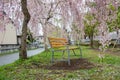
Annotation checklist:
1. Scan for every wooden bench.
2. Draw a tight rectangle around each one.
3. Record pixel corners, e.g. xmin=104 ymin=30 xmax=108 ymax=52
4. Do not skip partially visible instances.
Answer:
xmin=48 ymin=37 xmax=82 ymax=65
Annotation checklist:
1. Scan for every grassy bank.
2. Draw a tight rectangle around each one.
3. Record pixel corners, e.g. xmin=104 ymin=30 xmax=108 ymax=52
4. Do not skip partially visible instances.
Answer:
xmin=0 ymin=46 xmax=120 ymax=80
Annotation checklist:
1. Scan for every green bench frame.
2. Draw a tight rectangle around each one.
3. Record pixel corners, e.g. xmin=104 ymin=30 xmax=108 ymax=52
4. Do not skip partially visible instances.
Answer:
xmin=48 ymin=37 xmax=82 ymax=65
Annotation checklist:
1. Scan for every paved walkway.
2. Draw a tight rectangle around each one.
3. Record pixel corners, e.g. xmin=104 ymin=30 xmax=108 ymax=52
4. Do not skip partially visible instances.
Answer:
xmin=0 ymin=48 xmax=44 ymax=66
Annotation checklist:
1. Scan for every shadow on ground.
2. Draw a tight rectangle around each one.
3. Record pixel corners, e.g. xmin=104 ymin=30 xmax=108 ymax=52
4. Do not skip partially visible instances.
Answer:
xmin=46 ymin=58 xmax=95 ymax=70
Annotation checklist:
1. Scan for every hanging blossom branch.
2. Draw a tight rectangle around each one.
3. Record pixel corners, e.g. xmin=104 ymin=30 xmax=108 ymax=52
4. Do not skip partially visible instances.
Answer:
xmin=2 ymin=0 xmax=24 ymax=35
xmin=86 ymin=0 xmax=119 ymax=61
xmin=0 ymin=1 xmax=4 ymax=31
xmin=59 ymin=0 xmax=86 ymax=41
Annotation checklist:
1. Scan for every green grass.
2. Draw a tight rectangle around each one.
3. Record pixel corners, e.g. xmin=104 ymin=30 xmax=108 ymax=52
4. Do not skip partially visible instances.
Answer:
xmin=0 ymin=46 xmax=120 ymax=80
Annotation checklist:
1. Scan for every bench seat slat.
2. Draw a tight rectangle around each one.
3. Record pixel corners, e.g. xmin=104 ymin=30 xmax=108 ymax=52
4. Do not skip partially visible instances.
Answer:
xmin=49 ymin=37 xmax=68 ymax=48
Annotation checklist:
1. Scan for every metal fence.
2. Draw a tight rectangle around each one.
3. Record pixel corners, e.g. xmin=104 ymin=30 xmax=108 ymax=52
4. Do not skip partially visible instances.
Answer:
xmin=0 ymin=43 xmax=44 ymax=54
xmin=0 ymin=44 xmax=19 ymax=54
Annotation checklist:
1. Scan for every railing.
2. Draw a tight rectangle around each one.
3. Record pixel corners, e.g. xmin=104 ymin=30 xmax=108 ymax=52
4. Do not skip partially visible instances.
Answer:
xmin=0 ymin=44 xmax=19 ymax=54
xmin=0 ymin=43 xmax=44 ymax=54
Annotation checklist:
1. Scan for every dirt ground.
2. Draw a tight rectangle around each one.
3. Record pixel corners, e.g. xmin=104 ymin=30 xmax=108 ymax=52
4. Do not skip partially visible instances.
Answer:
xmin=46 ymin=58 xmax=95 ymax=70
xmin=87 ymin=47 xmax=120 ymax=56
xmin=107 ymin=48 xmax=120 ymax=56
xmin=93 ymin=47 xmax=120 ymax=56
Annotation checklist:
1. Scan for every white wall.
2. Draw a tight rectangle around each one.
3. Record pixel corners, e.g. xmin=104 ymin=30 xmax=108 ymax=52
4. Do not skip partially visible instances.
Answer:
xmin=0 ymin=23 xmax=17 ymax=44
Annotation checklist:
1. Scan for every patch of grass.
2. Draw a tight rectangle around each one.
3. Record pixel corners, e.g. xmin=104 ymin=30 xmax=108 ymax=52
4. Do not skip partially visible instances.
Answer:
xmin=0 ymin=46 xmax=120 ymax=80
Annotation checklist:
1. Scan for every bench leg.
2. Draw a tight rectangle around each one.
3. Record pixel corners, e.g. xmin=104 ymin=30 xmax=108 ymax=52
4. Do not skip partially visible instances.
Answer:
xmin=51 ymin=50 xmax=54 ymax=63
xmin=62 ymin=50 xmax=65 ymax=59
xmin=62 ymin=50 xmax=65 ymax=56
xmin=79 ymin=46 xmax=82 ymax=58
xmin=72 ymin=49 xmax=76 ymax=56
xmin=67 ymin=49 xmax=71 ymax=65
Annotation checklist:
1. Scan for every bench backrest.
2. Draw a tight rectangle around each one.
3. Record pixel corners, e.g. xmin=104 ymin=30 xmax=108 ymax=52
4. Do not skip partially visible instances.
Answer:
xmin=48 ymin=37 xmax=68 ymax=48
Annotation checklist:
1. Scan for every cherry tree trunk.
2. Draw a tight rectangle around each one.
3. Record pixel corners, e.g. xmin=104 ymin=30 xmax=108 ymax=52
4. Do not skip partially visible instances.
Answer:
xmin=44 ymin=34 xmax=48 ymax=51
xmin=43 ymin=24 xmax=48 ymax=51
xmin=19 ymin=0 xmax=30 ymax=59
xmin=90 ymin=34 xmax=94 ymax=48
